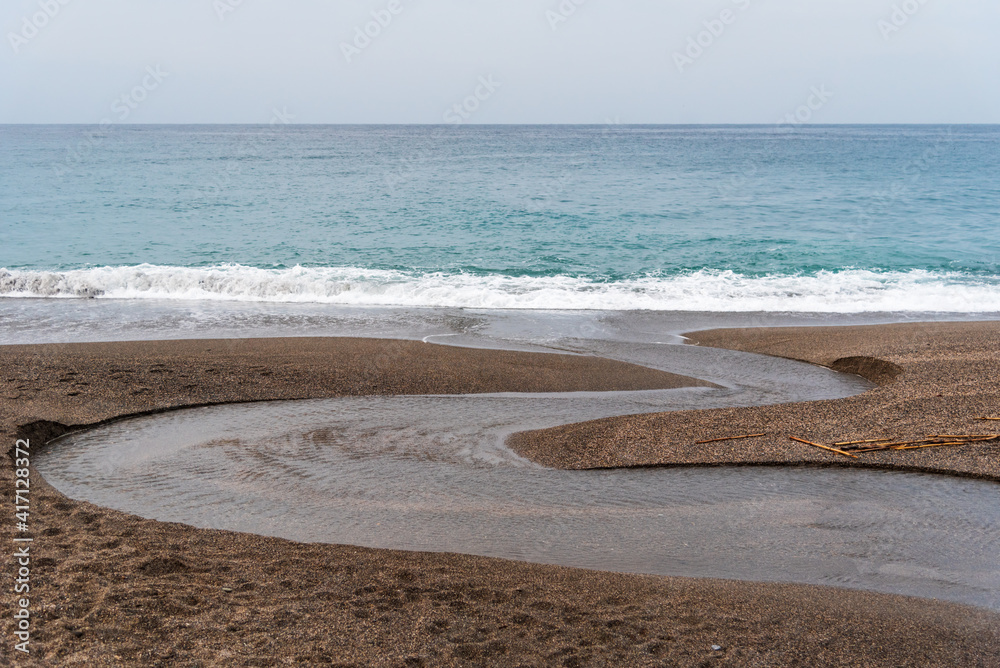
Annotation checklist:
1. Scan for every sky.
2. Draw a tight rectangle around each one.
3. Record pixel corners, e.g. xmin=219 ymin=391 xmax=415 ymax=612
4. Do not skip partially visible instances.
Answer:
xmin=1 ymin=0 xmax=998 ymax=124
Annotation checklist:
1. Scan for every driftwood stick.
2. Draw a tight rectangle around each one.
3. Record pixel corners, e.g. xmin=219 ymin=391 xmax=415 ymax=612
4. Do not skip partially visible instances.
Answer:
xmin=789 ymin=436 xmax=858 ymax=459
xmin=892 ymin=441 xmax=966 ymax=450
xmin=976 ymin=417 xmax=1000 ymax=421
xmin=880 ymin=436 xmax=999 ymax=447
xmin=853 ymin=442 xmax=934 ymax=452
xmin=833 ymin=438 xmax=894 ymax=446
xmin=695 ymin=433 xmax=767 ymax=444
xmin=867 ymin=440 xmax=939 ymax=448
xmin=855 ymin=436 xmax=998 ymax=453
xmin=854 ymin=443 xmax=942 ymax=453
xmin=860 ymin=436 xmax=985 ymax=448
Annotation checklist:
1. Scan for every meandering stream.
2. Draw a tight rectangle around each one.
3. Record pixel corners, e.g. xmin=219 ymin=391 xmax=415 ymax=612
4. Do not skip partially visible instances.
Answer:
xmin=34 ymin=313 xmax=1000 ymax=611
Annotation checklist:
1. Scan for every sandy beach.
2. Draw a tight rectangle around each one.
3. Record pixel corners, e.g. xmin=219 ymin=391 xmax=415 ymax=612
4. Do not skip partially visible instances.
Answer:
xmin=3 ymin=323 xmax=1000 ymax=666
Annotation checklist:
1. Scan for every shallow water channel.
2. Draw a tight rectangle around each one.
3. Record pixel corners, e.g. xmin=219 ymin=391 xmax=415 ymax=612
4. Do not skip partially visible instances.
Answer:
xmin=36 ymin=334 xmax=1000 ymax=611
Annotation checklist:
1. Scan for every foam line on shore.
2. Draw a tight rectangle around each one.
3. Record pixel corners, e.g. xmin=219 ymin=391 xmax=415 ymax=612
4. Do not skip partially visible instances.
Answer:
xmin=3 ymin=264 xmax=1000 ymax=312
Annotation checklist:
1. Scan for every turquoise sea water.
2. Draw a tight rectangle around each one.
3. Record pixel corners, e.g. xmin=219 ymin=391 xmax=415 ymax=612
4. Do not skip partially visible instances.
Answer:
xmin=1 ymin=124 xmax=998 ymax=311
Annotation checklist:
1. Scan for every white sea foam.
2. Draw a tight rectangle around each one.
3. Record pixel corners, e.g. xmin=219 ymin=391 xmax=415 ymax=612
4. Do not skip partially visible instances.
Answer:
xmin=1 ymin=264 xmax=998 ymax=313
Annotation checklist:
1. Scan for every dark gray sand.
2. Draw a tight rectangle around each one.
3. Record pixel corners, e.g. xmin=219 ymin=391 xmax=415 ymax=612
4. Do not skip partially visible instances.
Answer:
xmin=3 ymin=328 xmax=999 ymax=666
xmin=510 ymin=321 xmax=1000 ymax=481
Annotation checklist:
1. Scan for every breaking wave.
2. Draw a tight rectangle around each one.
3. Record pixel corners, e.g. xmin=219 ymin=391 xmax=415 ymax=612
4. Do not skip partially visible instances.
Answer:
xmin=1 ymin=264 xmax=998 ymax=313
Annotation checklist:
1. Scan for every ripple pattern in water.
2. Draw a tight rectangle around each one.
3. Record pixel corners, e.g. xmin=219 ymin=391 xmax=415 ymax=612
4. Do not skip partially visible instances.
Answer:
xmin=37 ymin=395 xmax=1000 ymax=612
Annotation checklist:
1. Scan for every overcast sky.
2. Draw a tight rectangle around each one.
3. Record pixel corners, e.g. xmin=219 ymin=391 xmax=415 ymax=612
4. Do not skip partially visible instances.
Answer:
xmin=2 ymin=0 xmax=998 ymax=124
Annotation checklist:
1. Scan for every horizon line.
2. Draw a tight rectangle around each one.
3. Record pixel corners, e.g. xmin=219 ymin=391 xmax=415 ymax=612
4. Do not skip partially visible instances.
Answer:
xmin=2 ymin=122 xmax=997 ymax=127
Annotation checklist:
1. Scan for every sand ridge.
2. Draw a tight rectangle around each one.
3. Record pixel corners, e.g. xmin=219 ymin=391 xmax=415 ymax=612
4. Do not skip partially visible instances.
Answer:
xmin=509 ymin=321 xmax=1000 ymax=481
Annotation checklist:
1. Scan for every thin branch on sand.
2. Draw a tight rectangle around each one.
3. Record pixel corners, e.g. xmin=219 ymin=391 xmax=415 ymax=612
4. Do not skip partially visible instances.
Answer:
xmin=695 ymin=433 xmax=767 ymax=444
xmin=789 ymin=436 xmax=858 ymax=459
xmin=833 ymin=438 xmax=894 ymax=446
xmin=891 ymin=441 xmax=966 ymax=451
xmin=849 ymin=434 xmax=999 ymax=453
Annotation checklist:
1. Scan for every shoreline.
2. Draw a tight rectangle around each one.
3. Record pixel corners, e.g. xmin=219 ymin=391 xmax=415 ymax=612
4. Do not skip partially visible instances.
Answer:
xmin=3 ymin=324 xmax=999 ymax=665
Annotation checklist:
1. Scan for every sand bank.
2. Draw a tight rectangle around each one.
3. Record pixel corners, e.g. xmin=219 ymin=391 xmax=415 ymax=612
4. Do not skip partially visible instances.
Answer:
xmin=510 ymin=321 xmax=1000 ymax=482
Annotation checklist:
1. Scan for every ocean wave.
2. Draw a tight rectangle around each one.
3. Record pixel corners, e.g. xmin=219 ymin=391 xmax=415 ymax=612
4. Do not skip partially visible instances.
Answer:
xmin=0 ymin=264 xmax=998 ymax=313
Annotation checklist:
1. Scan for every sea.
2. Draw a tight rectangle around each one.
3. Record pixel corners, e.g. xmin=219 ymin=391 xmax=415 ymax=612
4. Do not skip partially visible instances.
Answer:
xmin=1 ymin=124 xmax=998 ymax=345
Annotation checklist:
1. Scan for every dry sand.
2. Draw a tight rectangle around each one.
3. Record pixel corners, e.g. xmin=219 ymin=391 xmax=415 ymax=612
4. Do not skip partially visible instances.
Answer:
xmin=2 ymin=327 xmax=999 ymax=666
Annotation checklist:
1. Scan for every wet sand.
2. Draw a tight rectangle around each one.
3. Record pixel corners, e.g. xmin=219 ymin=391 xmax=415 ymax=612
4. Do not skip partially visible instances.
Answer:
xmin=3 ymin=326 xmax=1000 ymax=666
